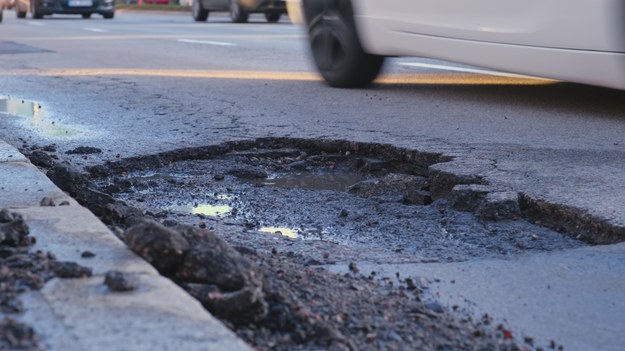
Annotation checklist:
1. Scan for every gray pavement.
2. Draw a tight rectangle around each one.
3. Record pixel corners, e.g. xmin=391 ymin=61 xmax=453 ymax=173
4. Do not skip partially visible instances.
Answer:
xmin=0 ymin=138 xmax=252 ymax=351
xmin=329 ymin=241 xmax=625 ymax=351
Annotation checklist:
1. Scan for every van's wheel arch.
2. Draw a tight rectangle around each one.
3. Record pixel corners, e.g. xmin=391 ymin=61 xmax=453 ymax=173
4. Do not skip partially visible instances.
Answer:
xmin=304 ymin=0 xmax=384 ymax=88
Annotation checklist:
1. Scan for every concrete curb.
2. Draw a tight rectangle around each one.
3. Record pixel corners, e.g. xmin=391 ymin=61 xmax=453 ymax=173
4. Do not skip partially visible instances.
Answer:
xmin=1 ymin=139 xmax=252 ymax=351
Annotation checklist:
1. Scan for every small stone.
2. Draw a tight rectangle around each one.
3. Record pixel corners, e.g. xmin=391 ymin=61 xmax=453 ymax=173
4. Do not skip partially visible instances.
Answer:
xmin=59 ymin=200 xmax=70 ymax=206
xmin=213 ymin=174 xmax=225 ymax=181
xmin=81 ymin=251 xmax=96 ymax=258
xmin=425 ymin=301 xmax=445 ymax=314
xmin=348 ymin=262 xmax=359 ymax=273
xmin=52 ymin=261 xmax=92 ymax=278
xmin=40 ymin=197 xmax=56 ymax=207
xmin=104 ymin=271 xmax=139 ymax=291
xmin=304 ymin=258 xmax=322 ymax=266
xmin=339 ymin=209 xmax=349 ymax=217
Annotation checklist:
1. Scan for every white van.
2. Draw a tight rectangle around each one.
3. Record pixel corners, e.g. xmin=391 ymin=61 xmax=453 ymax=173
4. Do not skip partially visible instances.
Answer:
xmin=302 ymin=0 xmax=625 ymax=89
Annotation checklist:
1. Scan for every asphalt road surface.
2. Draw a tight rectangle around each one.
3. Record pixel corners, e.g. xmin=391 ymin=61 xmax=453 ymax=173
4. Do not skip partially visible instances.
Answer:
xmin=1 ymin=10 xmax=625 ymax=351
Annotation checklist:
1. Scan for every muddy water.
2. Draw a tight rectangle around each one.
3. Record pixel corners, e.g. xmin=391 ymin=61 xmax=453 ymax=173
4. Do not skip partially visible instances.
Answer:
xmin=0 ymin=97 xmax=85 ymax=138
xmin=95 ymin=146 xmax=585 ymax=264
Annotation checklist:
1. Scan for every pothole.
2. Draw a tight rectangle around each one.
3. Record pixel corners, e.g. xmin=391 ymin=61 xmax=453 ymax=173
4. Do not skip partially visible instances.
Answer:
xmin=33 ymin=137 xmax=593 ymax=351
xmin=88 ymin=138 xmax=585 ymax=263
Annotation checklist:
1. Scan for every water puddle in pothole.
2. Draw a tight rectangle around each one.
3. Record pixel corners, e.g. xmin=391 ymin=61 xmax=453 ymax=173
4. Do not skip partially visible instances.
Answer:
xmin=171 ymin=203 xmax=233 ymax=217
xmin=256 ymin=170 xmax=369 ymax=192
xmin=258 ymin=226 xmax=331 ymax=240
xmin=0 ymin=97 xmax=86 ymax=138
xmin=259 ymin=227 xmax=299 ymax=239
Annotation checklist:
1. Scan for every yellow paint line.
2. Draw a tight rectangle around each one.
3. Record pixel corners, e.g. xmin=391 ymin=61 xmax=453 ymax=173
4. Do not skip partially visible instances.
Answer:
xmin=0 ymin=69 xmax=555 ymax=85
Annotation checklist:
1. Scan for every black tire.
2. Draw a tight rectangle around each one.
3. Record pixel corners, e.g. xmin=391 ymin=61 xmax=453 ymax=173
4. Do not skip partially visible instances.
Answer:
xmin=31 ymin=0 xmax=44 ymax=19
xmin=191 ymin=0 xmax=208 ymax=22
xmin=102 ymin=11 xmax=114 ymax=19
xmin=0 ymin=11 xmax=3 ymax=23
xmin=264 ymin=11 xmax=281 ymax=23
xmin=82 ymin=13 xmax=91 ymax=19
xmin=229 ymin=0 xmax=248 ymax=23
xmin=308 ymin=9 xmax=384 ymax=88
xmin=16 ymin=4 xmax=28 ymax=18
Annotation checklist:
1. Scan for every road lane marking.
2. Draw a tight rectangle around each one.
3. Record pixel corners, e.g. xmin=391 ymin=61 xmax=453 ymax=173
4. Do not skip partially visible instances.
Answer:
xmin=0 ymin=69 xmax=317 ymax=81
xmin=27 ymin=21 xmax=45 ymax=26
xmin=83 ymin=27 xmax=108 ymax=33
xmin=0 ymin=69 xmax=555 ymax=85
xmin=177 ymin=39 xmax=237 ymax=46
xmin=13 ymin=34 xmax=304 ymax=41
xmin=399 ymin=62 xmax=544 ymax=80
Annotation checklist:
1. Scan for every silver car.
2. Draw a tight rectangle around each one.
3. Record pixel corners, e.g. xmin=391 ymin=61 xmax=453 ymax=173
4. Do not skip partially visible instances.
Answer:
xmin=302 ymin=0 xmax=625 ymax=89
xmin=192 ymin=0 xmax=286 ymax=23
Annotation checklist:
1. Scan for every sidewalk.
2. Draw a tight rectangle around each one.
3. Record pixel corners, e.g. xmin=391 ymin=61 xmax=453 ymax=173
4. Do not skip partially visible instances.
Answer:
xmin=0 ymin=138 xmax=252 ymax=350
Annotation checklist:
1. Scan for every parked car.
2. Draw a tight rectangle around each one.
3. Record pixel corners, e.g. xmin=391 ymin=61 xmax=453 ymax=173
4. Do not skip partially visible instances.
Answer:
xmin=13 ymin=0 xmax=114 ymax=19
xmin=192 ymin=0 xmax=286 ymax=23
xmin=301 ymin=0 xmax=625 ymax=89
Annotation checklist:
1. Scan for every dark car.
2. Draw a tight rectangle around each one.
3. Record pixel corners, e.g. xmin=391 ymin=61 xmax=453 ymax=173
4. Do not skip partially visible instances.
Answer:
xmin=192 ymin=0 xmax=286 ymax=23
xmin=14 ymin=0 xmax=114 ymax=19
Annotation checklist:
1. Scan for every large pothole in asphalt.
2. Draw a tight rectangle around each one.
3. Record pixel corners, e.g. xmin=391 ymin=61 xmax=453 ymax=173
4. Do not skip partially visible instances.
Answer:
xmin=89 ymin=138 xmax=584 ymax=264
xmin=28 ymin=137 xmax=586 ymax=350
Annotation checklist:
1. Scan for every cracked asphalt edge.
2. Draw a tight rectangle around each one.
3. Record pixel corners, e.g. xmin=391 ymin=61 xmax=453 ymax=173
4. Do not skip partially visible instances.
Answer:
xmin=0 ymin=139 xmax=253 ymax=351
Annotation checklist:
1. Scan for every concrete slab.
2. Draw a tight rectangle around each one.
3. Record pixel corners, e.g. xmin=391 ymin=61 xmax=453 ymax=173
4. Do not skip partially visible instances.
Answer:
xmin=0 ymin=139 xmax=28 ymax=162
xmin=21 ymin=276 xmax=253 ymax=351
xmin=0 ymin=142 xmax=253 ymax=351
xmin=0 ymin=161 xmax=74 ymax=208
xmin=15 ymin=205 xmax=157 ymax=276
xmin=328 ymin=243 xmax=625 ymax=351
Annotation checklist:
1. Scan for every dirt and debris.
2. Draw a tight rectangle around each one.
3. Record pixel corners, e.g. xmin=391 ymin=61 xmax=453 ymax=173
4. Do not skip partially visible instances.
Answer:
xmin=23 ymin=139 xmax=594 ymax=350
xmin=123 ymin=220 xmax=522 ymax=350
xmin=65 ymin=146 xmax=102 ymax=155
xmin=0 ymin=209 xmax=93 ymax=350
xmin=0 ymin=319 xmax=39 ymax=351
xmin=126 ymin=219 xmax=267 ymax=325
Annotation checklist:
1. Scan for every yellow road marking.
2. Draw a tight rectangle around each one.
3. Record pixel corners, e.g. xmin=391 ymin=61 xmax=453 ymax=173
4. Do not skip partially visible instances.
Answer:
xmin=0 ymin=68 xmax=554 ymax=85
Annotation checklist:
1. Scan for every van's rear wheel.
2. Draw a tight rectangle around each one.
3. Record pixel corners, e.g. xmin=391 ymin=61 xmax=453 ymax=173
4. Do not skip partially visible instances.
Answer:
xmin=192 ymin=0 xmax=208 ymax=22
xmin=31 ymin=0 xmax=44 ymax=19
xmin=230 ymin=0 xmax=248 ymax=23
xmin=308 ymin=9 xmax=384 ymax=88
xmin=16 ymin=4 xmax=28 ymax=18
xmin=265 ymin=11 xmax=281 ymax=23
